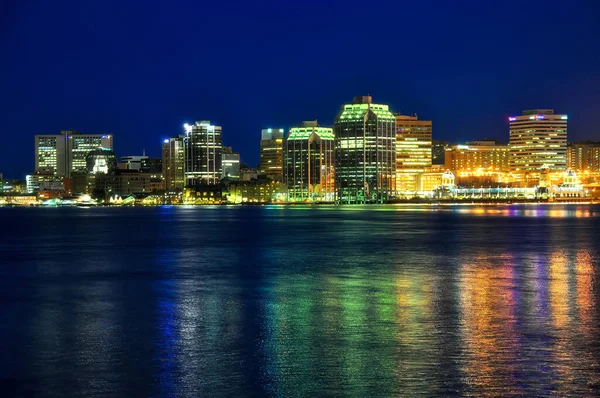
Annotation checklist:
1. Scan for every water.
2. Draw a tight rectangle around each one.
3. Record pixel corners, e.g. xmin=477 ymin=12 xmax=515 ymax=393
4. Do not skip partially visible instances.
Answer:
xmin=1 ymin=204 xmax=600 ymax=397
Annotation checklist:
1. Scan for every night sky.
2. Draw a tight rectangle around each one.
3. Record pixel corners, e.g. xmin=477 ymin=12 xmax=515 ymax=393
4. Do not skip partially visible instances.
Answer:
xmin=1 ymin=0 xmax=599 ymax=178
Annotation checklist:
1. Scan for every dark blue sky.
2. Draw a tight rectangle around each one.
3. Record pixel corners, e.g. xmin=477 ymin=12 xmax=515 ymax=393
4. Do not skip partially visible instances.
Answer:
xmin=1 ymin=0 xmax=599 ymax=178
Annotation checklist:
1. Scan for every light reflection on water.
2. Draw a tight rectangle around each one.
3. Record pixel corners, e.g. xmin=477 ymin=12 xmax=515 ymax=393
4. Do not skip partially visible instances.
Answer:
xmin=1 ymin=205 xmax=600 ymax=396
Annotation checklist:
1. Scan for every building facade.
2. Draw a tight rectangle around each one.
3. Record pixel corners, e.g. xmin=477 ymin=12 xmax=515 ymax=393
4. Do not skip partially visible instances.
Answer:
xmin=284 ymin=121 xmax=335 ymax=202
xmin=444 ymin=140 xmax=510 ymax=173
xmin=509 ymin=109 xmax=567 ymax=172
xmin=334 ymin=96 xmax=396 ymax=203
xmin=222 ymin=146 xmax=241 ymax=179
xmin=395 ymin=114 xmax=432 ymax=193
xmin=34 ymin=130 xmax=113 ymax=177
xmin=259 ymin=128 xmax=285 ymax=181
xmin=184 ymin=121 xmax=223 ymax=185
xmin=162 ymin=136 xmax=185 ymax=191
xmin=567 ymin=142 xmax=600 ymax=173
xmin=432 ymin=140 xmax=449 ymax=165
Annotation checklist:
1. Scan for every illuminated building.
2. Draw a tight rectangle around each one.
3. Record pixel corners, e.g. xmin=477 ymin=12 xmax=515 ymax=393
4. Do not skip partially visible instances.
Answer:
xmin=567 ymin=142 xmax=600 ymax=173
xmin=432 ymin=140 xmax=449 ymax=165
xmin=222 ymin=146 xmax=240 ymax=179
xmin=184 ymin=121 xmax=223 ymax=185
xmin=509 ymin=109 xmax=567 ymax=172
xmin=395 ymin=114 xmax=432 ymax=192
xmin=34 ymin=130 xmax=113 ymax=177
xmin=224 ymin=178 xmax=287 ymax=204
xmin=334 ymin=96 xmax=396 ymax=203
xmin=162 ymin=136 xmax=185 ymax=191
xmin=259 ymin=128 xmax=285 ymax=182
xmin=284 ymin=121 xmax=335 ymax=202
xmin=86 ymin=148 xmax=117 ymax=175
xmin=444 ymin=140 xmax=509 ymax=173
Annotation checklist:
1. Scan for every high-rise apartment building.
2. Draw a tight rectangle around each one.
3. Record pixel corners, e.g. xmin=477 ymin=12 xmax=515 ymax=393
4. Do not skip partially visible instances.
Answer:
xmin=334 ymin=96 xmax=396 ymax=203
xmin=162 ymin=136 xmax=185 ymax=190
xmin=444 ymin=140 xmax=510 ymax=173
xmin=509 ymin=109 xmax=567 ymax=172
xmin=34 ymin=130 xmax=113 ymax=177
xmin=395 ymin=114 xmax=432 ymax=192
xmin=567 ymin=142 xmax=600 ymax=173
xmin=222 ymin=146 xmax=241 ymax=178
xmin=259 ymin=128 xmax=285 ymax=181
xmin=284 ymin=121 xmax=335 ymax=202
xmin=184 ymin=121 xmax=223 ymax=185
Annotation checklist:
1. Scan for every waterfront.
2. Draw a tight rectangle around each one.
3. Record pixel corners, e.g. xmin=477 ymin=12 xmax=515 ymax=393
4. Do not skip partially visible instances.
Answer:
xmin=1 ymin=205 xmax=600 ymax=397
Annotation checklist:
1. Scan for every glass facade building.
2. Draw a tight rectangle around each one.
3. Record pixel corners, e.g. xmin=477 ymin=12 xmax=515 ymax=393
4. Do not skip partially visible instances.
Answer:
xmin=184 ymin=121 xmax=223 ymax=185
xmin=509 ymin=109 xmax=567 ymax=172
xmin=334 ymin=96 xmax=396 ymax=203
xmin=284 ymin=121 xmax=335 ymax=202
xmin=259 ymin=128 xmax=285 ymax=182
xmin=395 ymin=114 xmax=432 ymax=193
xmin=162 ymin=136 xmax=185 ymax=190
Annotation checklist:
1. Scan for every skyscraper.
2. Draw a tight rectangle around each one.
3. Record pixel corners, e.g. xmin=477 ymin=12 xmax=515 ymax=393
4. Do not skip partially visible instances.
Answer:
xmin=395 ymin=114 xmax=432 ymax=192
xmin=34 ymin=130 xmax=113 ymax=177
xmin=184 ymin=121 xmax=223 ymax=185
xmin=334 ymin=96 xmax=396 ymax=203
xmin=259 ymin=128 xmax=285 ymax=181
xmin=284 ymin=121 xmax=335 ymax=202
xmin=162 ymin=136 xmax=185 ymax=190
xmin=509 ymin=109 xmax=568 ymax=172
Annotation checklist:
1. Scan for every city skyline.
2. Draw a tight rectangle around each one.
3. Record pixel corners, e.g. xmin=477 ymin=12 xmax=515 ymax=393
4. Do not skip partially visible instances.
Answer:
xmin=1 ymin=1 xmax=599 ymax=178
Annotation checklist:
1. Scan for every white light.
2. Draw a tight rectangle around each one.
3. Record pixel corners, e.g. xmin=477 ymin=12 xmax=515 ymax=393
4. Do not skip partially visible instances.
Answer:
xmin=183 ymin=123 xmax=192 ymax=134
xmin=268 ymin=128 xmax=272 ymax=133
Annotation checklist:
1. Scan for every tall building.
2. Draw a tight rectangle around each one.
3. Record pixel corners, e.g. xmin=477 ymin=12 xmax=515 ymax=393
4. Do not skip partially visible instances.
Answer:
xmin=222 ymin=146 xmax=241 ymax=178
xmin=509 ymin=109 xmax=568 ymax=172
xmin=184 ymin=121 xmax=223 ymax=185
xmin=334 ymin=96 xmax=396 ymax=203
xmin=395 ymin=114 xmax=432 ymax=192
xmin=567 ymin=142 xmax=600 ymax=173
xmin=432 ymin=140 xmax=449 ymax=165
xmin=284 ymin=121 xmax=335 ymax=202
xmin=162 ymin=136 xmax=185 ymax=190
xmin=34 ymin=130 xmax=113 ymax=177
xmin=259 ymin=128 xmax=285 ymax=181
xmin=444 ymin=140 xmax=510 ymax=173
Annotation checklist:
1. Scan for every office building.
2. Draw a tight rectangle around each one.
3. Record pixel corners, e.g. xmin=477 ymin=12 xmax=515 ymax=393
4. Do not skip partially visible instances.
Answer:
xmin=395 ymin=114 xmax=432 ymax=192
xmin=222 ymin=146 xmax=241 ymax=179
xmin=259 ymin=128 xmax=285 ymax=181
xmin=162 ymin=136 xmax=185 ymax=191
xmin=334 ymin=96 xmax=396 ymax=203
xmin=119 ymin=155 xmax=147 ymax=171
xmin=34 ymin=130 xmax=113 ymax=177
xmin=87 ymin=148 xmax=117 ymax=175
xmin=567 ymin=142 xmax=600 ymax=173
xmin=444 ymin=140 xmax=510 ymax=173
xmin=432 ymin=140 xmax=449 ymax=165
xmin=184 ymin=121 xmax=223 ymax=185
xmin=509 ymin=109 xmax=568 ymax=172
xmin=284 ymin=121 xmax=335 ymax=202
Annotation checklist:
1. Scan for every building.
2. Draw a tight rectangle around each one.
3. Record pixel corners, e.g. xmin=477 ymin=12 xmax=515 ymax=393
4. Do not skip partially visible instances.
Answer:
xmin=509 ymin=109 xmax=568 ymax=173
xmin=432 ymin=140 xmax=449 ymax=165
xmin=395 ymin=114 xmax=432 ymax=193
xmin=184 ymin=121 xmax=223 ymax=185
xmin=567 ymin=142 xmax=600 ymax=173
xmin=87 ymin=148 xmax=117 ymax=175
xmin=141 ymin=158 xmax=162 ymax=173
xmin=259 ymin=128 xmax=285 ymax=181
xmin=444 ymin=140 xmax=510 ymax=173
xmin=162 ymin=136 xmax=185 ymax=191
xmin=222 ymin=146 xmax=241 ymax=179
xmin=95 ymin=170 xmax=164 ymax=197
xmin=334 ymin=96 xmax=396 ymax=203
xmin=224 ymin=178 xmax=287 ymax=204
xmin=284 ymin=121 xmax=335 ymax=202
xmin=34 ymin=130 xmax=113 ymax=177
